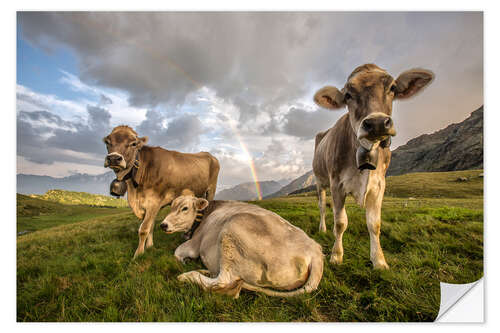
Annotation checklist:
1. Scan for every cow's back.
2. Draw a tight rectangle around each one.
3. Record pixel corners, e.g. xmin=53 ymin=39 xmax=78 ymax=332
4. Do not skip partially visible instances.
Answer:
xmin=138 ymin=146 xmax=217 ymax=198
xmin=194 ymin=200 xmax=322 ymax=284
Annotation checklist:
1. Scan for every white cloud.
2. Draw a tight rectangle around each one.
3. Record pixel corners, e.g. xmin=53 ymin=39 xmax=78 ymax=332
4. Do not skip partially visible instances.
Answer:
xmin=16 ymin=84 xmax=88 ymax=120
xmin=58 ymin=70 xmax=148 ymax=126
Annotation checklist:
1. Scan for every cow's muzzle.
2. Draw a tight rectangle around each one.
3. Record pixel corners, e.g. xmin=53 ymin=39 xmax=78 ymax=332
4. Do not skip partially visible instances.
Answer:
xmin=160 ymin=222 xmax=172 ymax=234
xmin=104 ymin=152 xmax=126 ymax=170
xmin=358 ymin=114 xmax=396 ymax=142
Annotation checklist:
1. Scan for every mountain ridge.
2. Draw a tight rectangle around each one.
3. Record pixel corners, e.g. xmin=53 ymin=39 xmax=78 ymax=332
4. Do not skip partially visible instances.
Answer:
xmin=266 ymin=106 xmax=483 ymax=198
xmin=17 ymin=106 xmax=483 ymax=199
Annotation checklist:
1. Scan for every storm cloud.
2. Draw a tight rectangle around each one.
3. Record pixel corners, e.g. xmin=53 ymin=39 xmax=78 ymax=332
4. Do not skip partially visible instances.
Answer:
xmin=17 ymin=12 xmax=483 ymax=184
xmin=17 ymin=106 xmax=112 ymax=165
xmin=283 ymin=107 xmax=341 ymax=139
xmin=136 ymin=110 xmax=206 ymax=150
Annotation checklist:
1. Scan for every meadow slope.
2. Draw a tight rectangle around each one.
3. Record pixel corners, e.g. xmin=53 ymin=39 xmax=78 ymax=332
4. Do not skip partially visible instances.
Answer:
xmin=17 ymin=170 xmax=483 ymax=322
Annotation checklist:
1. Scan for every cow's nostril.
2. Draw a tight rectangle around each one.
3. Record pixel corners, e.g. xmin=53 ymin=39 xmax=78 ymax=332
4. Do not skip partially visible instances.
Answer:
xmin=160 ymin=223 xmax=168 ymax=231
xmin=116 ymin=155 xmax=122 ymax=161
xmin=384 ymin=117 xmax=393 ymax=129
xmin=363 ymin=119 xmax=373 ymax=131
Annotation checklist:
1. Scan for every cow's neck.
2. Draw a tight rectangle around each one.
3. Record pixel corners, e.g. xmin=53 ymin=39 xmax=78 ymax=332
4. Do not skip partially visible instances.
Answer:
xmin=336 ymin=115 xmax=373 ymax=206
xmin=339 ymin=114 xmax=361 ymax=153
xmin=183 ymin=200 xmax=219 ymax=240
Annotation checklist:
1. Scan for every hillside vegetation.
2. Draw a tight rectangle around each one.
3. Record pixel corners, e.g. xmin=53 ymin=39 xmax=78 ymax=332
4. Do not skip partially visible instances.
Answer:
xmin=17 ymin=170 xmax=483 ymax=322
xmin=289 ymin=170 xmax=483 ymax=200
xmin=29 ymin=189 xmax=128 ymax=207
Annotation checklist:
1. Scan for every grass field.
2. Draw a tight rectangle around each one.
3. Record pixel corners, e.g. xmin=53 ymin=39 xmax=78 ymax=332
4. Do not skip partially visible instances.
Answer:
xmin=16 ymin=170 xmax=483 ymax=322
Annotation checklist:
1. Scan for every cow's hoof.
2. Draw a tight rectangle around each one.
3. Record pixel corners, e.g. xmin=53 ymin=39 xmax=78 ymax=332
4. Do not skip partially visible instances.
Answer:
xmin=329 ymin=254 xmax=343 ymax=265
xmin=174 ymin=255 xmax=187 ymax=264
xmin=196 ymin=269 xmax=211 ymax=276
xmin=373 ymin=261 xmax=389 ymax=270
xmin=177 ymin=272 xmax=193 ymax=283
xmin=133 ymin=249 xmax=144 ymax=260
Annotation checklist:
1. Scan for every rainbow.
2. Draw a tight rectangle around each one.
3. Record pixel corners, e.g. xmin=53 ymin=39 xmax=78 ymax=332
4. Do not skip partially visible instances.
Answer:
xmin=234 ymin=133 xmax=262 ymax=200
xmin=80 ymin=16 xmax=263 ymax=199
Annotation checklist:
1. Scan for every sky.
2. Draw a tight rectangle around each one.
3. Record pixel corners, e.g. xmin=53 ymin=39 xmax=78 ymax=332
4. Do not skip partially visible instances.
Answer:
xmin=16 ymin=12 xmax=483 ymax=188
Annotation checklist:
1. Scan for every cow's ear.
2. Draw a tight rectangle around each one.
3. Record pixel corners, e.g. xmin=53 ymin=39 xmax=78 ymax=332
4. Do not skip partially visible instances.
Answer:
xmin=195 ymin=198 xmax=209 ymax=211
xmin=137 ymin=136 xmax=148 ymax=148
xmin=394 ymin=69 xmax=434 ymax=99
xmin=314 ymin=86 xmax=345 ymax=110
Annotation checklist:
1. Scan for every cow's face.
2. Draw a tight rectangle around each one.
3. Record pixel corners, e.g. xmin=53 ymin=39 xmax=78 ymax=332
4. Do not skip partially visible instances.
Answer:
xmin=314 ymin=64 xmax=434 ymax=145
xmin=102 ymin=126 xmax=148 ymax=172
xmin=160 ymin=196 xmax=209 ymax=234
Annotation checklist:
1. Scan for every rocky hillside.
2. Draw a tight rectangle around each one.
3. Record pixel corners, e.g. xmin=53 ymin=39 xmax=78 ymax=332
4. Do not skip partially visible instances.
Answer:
xmin=264 ymin=170 xmax=316 ymax=198
xmin=215 ymin=180 xmax=284 ymax=201
xmin=387 ymin=106 xmax=483 ymax=176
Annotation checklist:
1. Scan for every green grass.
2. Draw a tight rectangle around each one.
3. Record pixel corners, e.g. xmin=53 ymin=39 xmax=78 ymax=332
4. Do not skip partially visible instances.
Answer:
xmin=384 ymin=169 xmax=483 ymax=198
xmin=17 ymin=194 xmax=129 ymax=234
xmin=17 ymin=170 xmax=483 ymax=322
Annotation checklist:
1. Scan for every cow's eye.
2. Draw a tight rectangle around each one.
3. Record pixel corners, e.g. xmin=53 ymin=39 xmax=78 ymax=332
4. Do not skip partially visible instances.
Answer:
xmin=344 ymin=92 xmax=352 ymax=101
xmin=181 ymin=207 xmax=188 ymax=212
xmin=131 ymin=142 xmax=137 ymax=147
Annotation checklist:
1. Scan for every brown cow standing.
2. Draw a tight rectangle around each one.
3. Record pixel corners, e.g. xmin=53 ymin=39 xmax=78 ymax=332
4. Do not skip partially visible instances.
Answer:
xmin=313 ymin=64 xmax=434 ymax=269
xmin=103 ymin=125 xmax=220 ymax=258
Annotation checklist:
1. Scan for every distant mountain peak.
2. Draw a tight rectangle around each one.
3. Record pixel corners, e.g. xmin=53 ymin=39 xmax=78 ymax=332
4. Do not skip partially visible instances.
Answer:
xmin=215 ymin=180 xmax=284 ymax=201
xmin=17 ymin=171 xmax=116 ymax=195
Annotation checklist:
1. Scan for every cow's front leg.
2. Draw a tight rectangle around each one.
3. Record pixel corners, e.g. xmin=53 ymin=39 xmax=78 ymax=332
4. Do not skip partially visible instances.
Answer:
xmin=145 ymin=230 xmax=154 ymax=249
xmin=174 ymin=240 xmax=199 ymax=263
xmin=365 ymin=185 xmax=389 ymax=270
xmin=317 ymin=184 xmax=327 ymax=233
xmin=330 ymin=186 xmax=348 ymax=265
xmin=134 ymin=204 xmax=161 ymax=259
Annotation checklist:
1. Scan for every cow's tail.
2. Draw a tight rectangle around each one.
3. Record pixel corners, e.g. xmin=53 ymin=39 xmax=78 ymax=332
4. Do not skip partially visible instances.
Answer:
xmin=241 ymin=253 xmax=323 ymax=297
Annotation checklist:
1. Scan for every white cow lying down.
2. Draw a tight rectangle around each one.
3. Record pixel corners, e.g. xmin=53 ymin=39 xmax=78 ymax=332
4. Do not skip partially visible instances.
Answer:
xmin=160 ymin=196 xmax=324 ymax=298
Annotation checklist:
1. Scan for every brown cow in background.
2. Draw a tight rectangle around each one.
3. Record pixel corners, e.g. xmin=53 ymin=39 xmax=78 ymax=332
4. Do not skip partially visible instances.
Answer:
xmin=313 ymin=64 xmax=434 ymax=269
xmin=103 ymin=125 xmax=220 ymax=258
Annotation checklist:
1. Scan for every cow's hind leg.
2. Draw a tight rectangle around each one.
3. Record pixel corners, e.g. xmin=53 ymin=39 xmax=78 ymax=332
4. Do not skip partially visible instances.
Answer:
xmin=365 ymin=183 xmax=389 ymax=270
xmin=134 ymin=204 xmax=161 ymax=259
xmin=330 ymin=186 xmax=348 ymax=265
xmin=206 ymin=185 xmax=216 ymax=201
xmin=146 ymin=228 xmax=154 ymax=249
xmin=178 ymin=270 xmax=243 ymax=298
xmin=317 ymin=183 xmax=327 ymax=233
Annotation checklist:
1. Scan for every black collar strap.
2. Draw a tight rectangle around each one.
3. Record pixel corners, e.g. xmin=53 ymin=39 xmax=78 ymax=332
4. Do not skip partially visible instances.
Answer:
xmin=184 ymin=209 xmax=205 ymax=240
